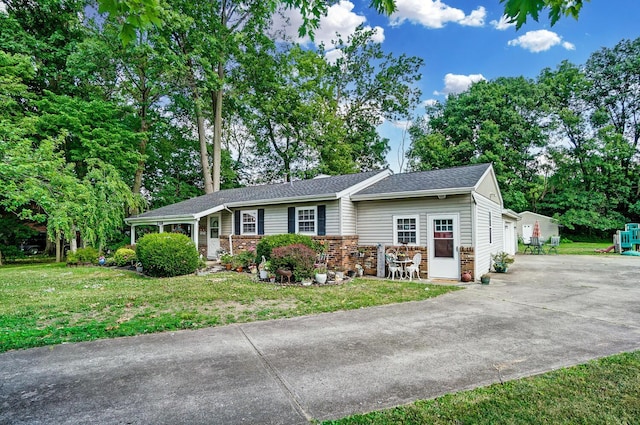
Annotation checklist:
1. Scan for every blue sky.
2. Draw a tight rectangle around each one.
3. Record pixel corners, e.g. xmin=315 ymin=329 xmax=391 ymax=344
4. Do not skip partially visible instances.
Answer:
xmin=275 ymin=0 xmax=640 ymax=172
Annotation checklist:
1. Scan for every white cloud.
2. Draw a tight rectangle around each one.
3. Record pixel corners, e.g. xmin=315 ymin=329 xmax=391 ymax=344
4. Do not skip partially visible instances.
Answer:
xmin=390 ymin=0 xmax=486 ymax=28
xmin=507 ymin=29 xmax=574 ymax=53
xmin=460 ymin=7 xmax=486 ymax=27
xmin=0 ymin=1 xmax=7 ymax=13
xmin=422 ymin=99 xmax=438 ymax=107
xmin=434 ymin=73 xmax=486 ymax=95
xmin=272 ymin=1 xmax=384 ymax=48
xmin=324 ymin=48 xmax=344 ymax=64
xmin=490 ymin=15 xmax=516 ymax=30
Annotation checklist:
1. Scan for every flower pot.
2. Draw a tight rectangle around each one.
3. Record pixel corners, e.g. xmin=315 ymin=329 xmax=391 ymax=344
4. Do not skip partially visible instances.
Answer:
xmin=302 ymin=279 xmax=312 ymax=286
xmin=461 ymin=271 xmax=472 ymax=282
xmin=225 ymin=264 xmax=232 ymax=270
xmin=315 ymin=273 xmax=328 ymax=284
xmin=259 ymin=270 xmax=268 ymax=280
xmin=480 ymin=276 xmax=490 ymax=285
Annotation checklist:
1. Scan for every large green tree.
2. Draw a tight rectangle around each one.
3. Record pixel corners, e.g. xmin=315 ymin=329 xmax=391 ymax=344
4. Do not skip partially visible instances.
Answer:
xmin=408 ymin=77 xmax=546 ymax=211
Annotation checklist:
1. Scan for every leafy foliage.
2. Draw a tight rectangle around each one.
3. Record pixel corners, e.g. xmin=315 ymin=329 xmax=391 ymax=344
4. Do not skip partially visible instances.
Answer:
xmin=135 ymin=233 xmax=199 ymax=277
xmin=66 ymin=247 xmax=100 ymax=265
xmin=111 ymin=248 xmax=137 ymax=267
xmin=269 ymin=244 xmax=317 ymax=281
xmin=255 ymin=234 xmax=318 ymax=261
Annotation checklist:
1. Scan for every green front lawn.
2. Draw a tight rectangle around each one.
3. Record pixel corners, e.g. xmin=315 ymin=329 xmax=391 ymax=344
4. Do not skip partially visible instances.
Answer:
xmin=323 ymin=351 xmax=640 ymax=424
xmin=0 ymin=263 xmax=459 ymax=352
xmin=519 ymin=240 xmax=617 ymax=256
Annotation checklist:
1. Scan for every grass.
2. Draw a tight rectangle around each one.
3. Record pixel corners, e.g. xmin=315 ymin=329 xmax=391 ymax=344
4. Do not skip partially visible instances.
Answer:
xmin=322 ymin=351 xmax=640 ymax=424
xmin=519 ymin=240 xmax=618 ymax=256
xmin=0 ymin=262 xmax=460 ymax=352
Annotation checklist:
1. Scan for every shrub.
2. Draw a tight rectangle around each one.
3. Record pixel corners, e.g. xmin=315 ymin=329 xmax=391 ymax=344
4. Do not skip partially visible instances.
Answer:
xmin=256 ymin=234 xmax=318 ymax=261
xmin=111 ymin=248 xmax=137 ymax=267
xmin=77 ymin=247 xmax=100 ymax=263
xmin=270 ymin=244 xmax=316 ymax=282
xmin=235 ymin=250 xmax=256 ymax=267
xmin=136 ymin=233 xmax=199 ymax=277
xmin=0 ymin=245 xmax=25 ymax=262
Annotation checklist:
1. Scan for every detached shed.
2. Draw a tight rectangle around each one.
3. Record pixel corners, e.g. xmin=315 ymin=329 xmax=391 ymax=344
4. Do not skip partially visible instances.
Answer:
xmin=517 ymin=211 xmax=559 ymax=243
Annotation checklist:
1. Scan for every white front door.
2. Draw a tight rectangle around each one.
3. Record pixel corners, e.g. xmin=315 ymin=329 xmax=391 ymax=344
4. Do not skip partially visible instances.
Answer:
xmin=207 ymin=215 xmax=221 ymax=259
xmin=428 ymin=214 xmax=460 ymax=279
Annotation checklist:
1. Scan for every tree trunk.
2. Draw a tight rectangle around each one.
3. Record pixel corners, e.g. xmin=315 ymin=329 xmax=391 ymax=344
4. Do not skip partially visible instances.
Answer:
xmin=212 ymin=62 xmax=224 ymax=192
xmin=56 ymin=233 xmax=62 ymax=263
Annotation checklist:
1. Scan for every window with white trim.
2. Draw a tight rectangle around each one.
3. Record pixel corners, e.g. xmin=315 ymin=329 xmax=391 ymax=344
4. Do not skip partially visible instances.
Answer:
xmin=394 ymin=215 xmax=418 ymax=245
xmin=241 ymin=210 xmax=257 ymax=235
xmin=296 ymin=207 xmax=317 ymax=235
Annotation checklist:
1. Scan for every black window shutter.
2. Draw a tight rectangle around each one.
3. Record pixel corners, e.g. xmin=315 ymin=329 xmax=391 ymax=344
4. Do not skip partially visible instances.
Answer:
xmin=317 ymin=205 xmax=326 ymax=236
xmin=234 ymin=210 xmax=241 ymax=235
xmin=288 ymin=207 xmax=295 ymax=233
xmin=258 ymin=209 xmax=265 ymax=235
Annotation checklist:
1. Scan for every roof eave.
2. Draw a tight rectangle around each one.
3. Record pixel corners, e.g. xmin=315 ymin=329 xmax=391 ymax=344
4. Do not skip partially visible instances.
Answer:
xmin=351 ymin=187 xmax=474 ymax=201
xmin=225 ymin=193 xmax=339 ymax=208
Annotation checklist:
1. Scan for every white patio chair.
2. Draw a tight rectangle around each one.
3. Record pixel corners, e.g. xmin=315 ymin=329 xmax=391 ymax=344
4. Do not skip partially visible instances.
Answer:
xmin=405 ymin=253 xmax=422 ymax=281
xmin=385 ymin=254 xmax=401 ymax=280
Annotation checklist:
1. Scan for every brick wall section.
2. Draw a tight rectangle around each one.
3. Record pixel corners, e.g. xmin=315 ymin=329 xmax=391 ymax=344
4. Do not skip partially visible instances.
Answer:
xmin=220 ymin=235 xmax=360 ymax=271
xmin=459 ymin=246 xmax=475 ymax=280
xmin=219 ymin=236 xmax=472 ymax=280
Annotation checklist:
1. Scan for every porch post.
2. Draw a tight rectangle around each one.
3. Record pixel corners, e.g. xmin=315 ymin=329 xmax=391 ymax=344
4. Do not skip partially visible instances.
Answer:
xmin=158 ymin=222 xmax=164 ymax=233
xmin=193 ymin=219 xmax=199 ymax=248
xmin=130 ymin=225 xmax=136 ymax=245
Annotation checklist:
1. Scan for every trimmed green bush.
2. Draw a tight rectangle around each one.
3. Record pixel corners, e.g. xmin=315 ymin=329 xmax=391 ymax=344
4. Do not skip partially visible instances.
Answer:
xmin=111 ymin=248 xmax=137 ymax=267
xmin=136 ymin=233 xmax=199 ymax=277
xmin=256 ymin=234 xmax=318 ymax=261
xmin=270 ymin=244 xmax=316 ymax=282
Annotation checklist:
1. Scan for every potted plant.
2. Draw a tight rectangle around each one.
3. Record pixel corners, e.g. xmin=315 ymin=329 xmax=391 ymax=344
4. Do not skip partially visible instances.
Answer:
xmin=259 ymin=259 xmax=270 ymax=280
xmin=480 ymin=273 xmax=491 ymax=284
xmin=492 ymin=251 xmax=514 ymax=273
xmin=231 ymin=256 xmax=244 ymax=272
xmin=220 ymin=253 xmax=233 ymax=270
xmin=461 ymin=270 xmax=472 ymax=282
xmin=314 ymin=265 xmax=328 ymax=284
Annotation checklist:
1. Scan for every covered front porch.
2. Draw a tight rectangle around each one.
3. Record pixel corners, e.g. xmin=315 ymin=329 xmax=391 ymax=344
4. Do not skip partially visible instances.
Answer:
xmin=126 ymin=212 xmax=224 ymax=259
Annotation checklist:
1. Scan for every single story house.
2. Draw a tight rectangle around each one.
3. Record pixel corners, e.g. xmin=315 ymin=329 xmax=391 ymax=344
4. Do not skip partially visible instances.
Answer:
xmin=125 ymin=163 xmax=507 ymax=281
xmin=517 ymin=211 xmax=560 ymax=244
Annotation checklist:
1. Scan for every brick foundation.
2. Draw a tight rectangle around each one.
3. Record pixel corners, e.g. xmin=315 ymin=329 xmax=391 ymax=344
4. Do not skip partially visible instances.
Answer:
xmin=219 ymin=236 xmax=474 ymax=280
xmin=459 ymin=246 xmax=475 ymax=280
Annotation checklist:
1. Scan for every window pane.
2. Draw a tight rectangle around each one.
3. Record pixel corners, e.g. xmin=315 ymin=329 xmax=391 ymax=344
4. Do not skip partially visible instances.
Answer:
xmin=242 ymin=212 xmax=256 ymax=234
xmin=297 ymin=208 xmax=315 ymax=233
xmin=395 ymin=218 xmax=417 ymax=244
xmin=433 ymin=218 xmax=454 ymax=257
xmin=434 ymin=239 xmax=454 ymax=257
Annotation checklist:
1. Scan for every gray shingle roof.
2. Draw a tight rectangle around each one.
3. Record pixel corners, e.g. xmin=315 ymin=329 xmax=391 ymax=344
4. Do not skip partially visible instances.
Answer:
xmin=130 ymin=170 xmax=386 ymax=220
xmin=353 ymin=163 xmax=491 ymax=198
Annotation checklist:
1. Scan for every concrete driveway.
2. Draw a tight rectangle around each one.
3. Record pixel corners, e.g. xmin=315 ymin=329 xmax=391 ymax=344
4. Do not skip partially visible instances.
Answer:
xmin=1 ymin=255 xmax=639 ymax=424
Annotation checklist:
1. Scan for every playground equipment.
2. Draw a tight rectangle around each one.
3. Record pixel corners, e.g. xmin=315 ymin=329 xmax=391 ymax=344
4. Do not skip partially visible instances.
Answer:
xmin=613 ymin=223 xmax=640 ymax=253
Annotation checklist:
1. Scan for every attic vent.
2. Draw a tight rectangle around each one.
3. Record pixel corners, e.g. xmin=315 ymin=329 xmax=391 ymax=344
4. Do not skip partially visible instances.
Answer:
xmin=314 ymin=174 xmax=331 ymax=179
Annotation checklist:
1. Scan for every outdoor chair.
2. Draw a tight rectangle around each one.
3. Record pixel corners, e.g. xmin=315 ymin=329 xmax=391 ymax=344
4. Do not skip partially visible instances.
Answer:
xmin=385 ymin=254 xmax=401 ymax=280
xmin=405 ymin=252 xmax=422 ymax=281
xmin=546 ymin=236 xmax=560 ymax=254
xmin=529 ymin=236 xmax=544 ymax=254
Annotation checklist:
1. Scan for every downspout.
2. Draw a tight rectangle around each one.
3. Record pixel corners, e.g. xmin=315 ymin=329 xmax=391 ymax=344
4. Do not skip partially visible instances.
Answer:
xmin=224 ymin=205 xmax=234 ymax=255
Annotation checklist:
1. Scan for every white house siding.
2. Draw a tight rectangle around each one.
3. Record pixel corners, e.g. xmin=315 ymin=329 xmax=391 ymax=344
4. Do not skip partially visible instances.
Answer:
xmin=340 ymin=198 xmax=358 ymax=235
xmin=475 ymin=170 xmax=501 ymax=201
xmin=355 ymin=195 xmax=474 ymax=247
xmin=224 ymin=200 xmax=342 ymax=236
xmin=474 ymin=193 xmax=504 ymax=276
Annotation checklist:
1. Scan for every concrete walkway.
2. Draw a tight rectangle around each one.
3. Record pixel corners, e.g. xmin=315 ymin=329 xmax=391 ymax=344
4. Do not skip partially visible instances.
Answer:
xmin=1 ymin=255 xmax=639 ymax=424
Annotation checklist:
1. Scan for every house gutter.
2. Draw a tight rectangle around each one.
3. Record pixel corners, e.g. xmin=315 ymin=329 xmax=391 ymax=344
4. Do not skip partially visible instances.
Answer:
xmin=223 ymin=205 xmax=234 ymax=255
xmin=351 ymin=188 xmax=473 ymax=202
